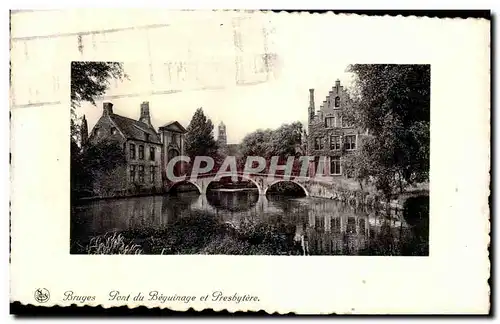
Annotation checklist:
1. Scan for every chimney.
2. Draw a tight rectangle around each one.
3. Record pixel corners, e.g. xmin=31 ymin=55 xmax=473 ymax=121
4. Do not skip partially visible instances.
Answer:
xmin=335 ymin=79 xmax=341 ymax=93
xmin=103 ymin=102 xmax=113 ymax=115
xmin=139 ymin=101 xmax=152 ymax=126
xmin=308 ymin=89 xmax=315 ymax=121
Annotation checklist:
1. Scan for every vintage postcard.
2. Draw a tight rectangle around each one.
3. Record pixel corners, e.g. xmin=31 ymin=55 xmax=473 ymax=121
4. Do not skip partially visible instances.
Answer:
xmin=10 ymin=9 xmax=490 ymax=314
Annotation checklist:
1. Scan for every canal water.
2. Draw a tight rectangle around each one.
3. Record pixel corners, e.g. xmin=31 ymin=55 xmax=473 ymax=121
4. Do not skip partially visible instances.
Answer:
xmin=71 ymin=191 xmax=429 ymax=256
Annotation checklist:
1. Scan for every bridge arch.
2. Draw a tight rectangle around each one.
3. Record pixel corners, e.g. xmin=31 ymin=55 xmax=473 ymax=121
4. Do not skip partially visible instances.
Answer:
xmin=167 ymin=180 xmax=202 ymax=195
xmin=204 ymin=173 xmax=263 ymax=195
xmin=264 ymin=179 xmax=309 ymax=197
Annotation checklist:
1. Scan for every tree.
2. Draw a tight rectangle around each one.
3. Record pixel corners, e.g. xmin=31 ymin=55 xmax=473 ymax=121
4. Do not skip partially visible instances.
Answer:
xmin=70 ymin=62 xmax=126 ymax=141
xmin=341 ymin=145 xmax=371 ymax=191
xmin=268 ymin=122 xmax=303 ymax=158
xmin=240 ymin=129 xmax=273 ymax=158
xmin=71 ymin=141 xmax=127 ymax=199
xmin=82 ymin=141 xmax=127 ymax=173
xmin=71 ymin=61 xmax=126 ymax=108
xmin=239 ymin=122 xmax=304 ymax=175
xmin=70 ymin=62 xmax=126 ymax=200
xmin=343 ymin=64 xmax=430 ymax=198
xmin=240 ymin=122 xmax=303 ymax=160
xmin=185 ymin=108 xmax=219 ymax=159
xmin=83 ymin=141 xmax=128 ymax=197
xmin=71 ymin=140 xmax=91 ymax=200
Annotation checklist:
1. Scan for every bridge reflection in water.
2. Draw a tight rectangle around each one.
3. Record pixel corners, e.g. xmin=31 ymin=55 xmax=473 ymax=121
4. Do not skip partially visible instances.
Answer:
xmin=72 ymin=190 xmax=419 ymax=256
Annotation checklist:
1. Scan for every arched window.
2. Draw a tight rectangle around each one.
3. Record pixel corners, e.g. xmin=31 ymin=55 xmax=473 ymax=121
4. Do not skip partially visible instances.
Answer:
xmin=334 ymin=96 xmax=340 ymax=107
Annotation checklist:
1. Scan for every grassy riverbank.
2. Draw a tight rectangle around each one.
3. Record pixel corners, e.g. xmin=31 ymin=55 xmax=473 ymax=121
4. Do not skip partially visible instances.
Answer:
xmin=309 ymin=175 xmax=429 ymax=210
xmin=73 ymin=211 xmax=303 ymax=255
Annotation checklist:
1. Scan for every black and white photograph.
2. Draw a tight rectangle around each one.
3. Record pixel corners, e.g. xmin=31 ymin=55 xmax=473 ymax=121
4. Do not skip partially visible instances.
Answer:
xmin=10 ymin=9 xmax=489 ymax=314
xmin=68 ymin=19 xmax=430 ymax=256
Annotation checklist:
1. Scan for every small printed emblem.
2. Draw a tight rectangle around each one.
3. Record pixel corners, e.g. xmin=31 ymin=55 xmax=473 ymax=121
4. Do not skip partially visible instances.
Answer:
xmin=34 ymin=288 xmax=50 ymax=303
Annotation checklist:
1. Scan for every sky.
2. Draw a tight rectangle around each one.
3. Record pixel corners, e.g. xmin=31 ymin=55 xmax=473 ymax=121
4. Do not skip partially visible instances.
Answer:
xmin=12 ymin=9 xmax=480 ymax=146
xmin=70 ymin=12 xmax=357 ymax=144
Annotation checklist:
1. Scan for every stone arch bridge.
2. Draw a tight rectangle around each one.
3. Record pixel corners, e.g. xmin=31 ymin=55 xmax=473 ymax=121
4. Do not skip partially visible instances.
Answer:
xmin=166 ymin=172 xmax=337 ymax=197
xmin=164 ymin=171 xmax=425 ymax=211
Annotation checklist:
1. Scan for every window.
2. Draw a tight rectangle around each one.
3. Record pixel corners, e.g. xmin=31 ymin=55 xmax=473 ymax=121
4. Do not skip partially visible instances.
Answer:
xmin=315 ymin=216 xmax=325 ymax=231
xmin=149 ymin=147 xmax=155 ymax=161
xmin=347 ymin=217 xmax=356 ymax=234
xmin=111 ymin=127 xmax=117 ymax=135
xmin=314 ymin=137 xmax=324 ymax=150
xmin=330 ymin=135 xmax=341 ymax=150
xmin=171 ymin=133 xmax=178 ymax=145
xmin=145 ymin=133 xmax=150 ymax=142
xmin=138 ymin=145 xmax=144 ymax=159
xmin=334 ymin=96 xmax=340 ymax=108
xmin=344 ymin=135 xmax=356 ymax=150
xmin=129 ymin=143 xmax=136 ymax=159
xmin=138 ymin=165 xmax=144 ymax=183
xmin=330 ymin=158 xmax=341 ymax=175
xmin=129 ymin=165 xmax=136 ymax=182
xmin=332 ymin=218 xmax=341 ymax=233
xmin=325 ymin=117 xmax=336 ymax=128
xmin=150 ymin=166 xmax=155 ymax=183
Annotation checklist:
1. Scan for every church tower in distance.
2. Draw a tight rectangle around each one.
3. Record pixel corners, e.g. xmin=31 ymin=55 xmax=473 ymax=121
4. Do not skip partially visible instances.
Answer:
xmin=217 ymin=121 xmax=227 ymax=148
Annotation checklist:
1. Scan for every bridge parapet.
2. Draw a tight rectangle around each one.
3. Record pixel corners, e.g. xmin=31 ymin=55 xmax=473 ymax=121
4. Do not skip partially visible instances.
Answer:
xmin=166 ymin=172 xmax=322 ymax=196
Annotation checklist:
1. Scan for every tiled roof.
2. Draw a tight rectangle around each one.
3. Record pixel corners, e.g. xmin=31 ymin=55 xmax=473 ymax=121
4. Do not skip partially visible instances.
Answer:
xmin=109 ymin=114 xmax=162 ymax=144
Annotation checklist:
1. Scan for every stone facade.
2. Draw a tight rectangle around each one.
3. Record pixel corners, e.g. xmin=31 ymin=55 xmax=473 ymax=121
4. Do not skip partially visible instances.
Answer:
xmin=307 ymin=80 xmax=362 ymax=177
xmin=86 ymin=101 xmax=186 ymax=196
xmin=158 ymin=121 xmax=187 ymax=180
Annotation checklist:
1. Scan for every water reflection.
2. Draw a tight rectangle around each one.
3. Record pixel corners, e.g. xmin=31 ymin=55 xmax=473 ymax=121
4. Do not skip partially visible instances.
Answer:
xmin=71 ymin=191 xmax=427 ymax=256
xmin=206 ymin=190 xmax=259 ymax=212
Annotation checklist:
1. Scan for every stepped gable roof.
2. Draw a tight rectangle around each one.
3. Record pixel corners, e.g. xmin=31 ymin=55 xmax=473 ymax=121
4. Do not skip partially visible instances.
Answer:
xmin=109 ymin=113 xmax=161 ymax=144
